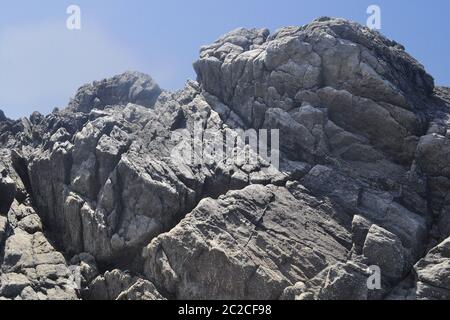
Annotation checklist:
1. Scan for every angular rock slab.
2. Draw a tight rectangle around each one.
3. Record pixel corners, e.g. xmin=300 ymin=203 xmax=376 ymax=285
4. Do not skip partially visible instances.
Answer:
xmin=143 ymin=184 xmax=352 ymax=300
xmin=414 ymin=237 xmax=450 ymax=300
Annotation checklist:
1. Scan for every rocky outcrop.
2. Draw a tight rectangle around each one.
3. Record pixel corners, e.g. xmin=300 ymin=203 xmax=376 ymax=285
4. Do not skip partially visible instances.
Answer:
xmin=0 ymin=157 xmax=78 ymax=300
xmin=27 ymin=77 xmax=284 ymax=268
xmin=68 ymin=71 xmax=162 ymax=113
xmin=0 ymin=17 xmax=449 ymax=300
xmin=414 ymin=237 xmax=450 ymax=300
xmin=194 ymin=18 xmax=432 ymax=164
xmin=86 ymin=269 xmax=165 ymax=300
xmin=143 ymin=183 xmax=351 ymax=299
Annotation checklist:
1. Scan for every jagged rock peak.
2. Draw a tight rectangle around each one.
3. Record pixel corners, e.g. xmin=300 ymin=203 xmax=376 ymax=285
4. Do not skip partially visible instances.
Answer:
xmin=0 ymin=18 xmax=449 ymax=301
xmin=195 ymin=17 xmax=434 ymax=119
xmin=68 ymin=71 xmax=162 ymax=113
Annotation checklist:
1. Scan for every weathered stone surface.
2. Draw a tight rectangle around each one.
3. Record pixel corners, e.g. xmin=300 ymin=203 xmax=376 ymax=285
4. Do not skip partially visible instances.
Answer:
xmin=1 ymin=228 xmax=78 ymax=300
xmin=194 ymin=17 xmax=431 ymax=164
xmin=27 ymin=83 xmax=282 ymax=266
xmin=86 ymin=269 xmax=163 ymax=300
xmin=0 ymin=154 xmax=78 ymax=300
xmin=282 ymin=262 xmax=372 ymax=300
xmin=68 ymin=71 xmax=162 ymax=113
xmin=1 ymin=17 xmax=449 ymax=300
xmin=417 ymin=134 xmax=450 ymax=179
xmin=363 ymin=225 xmax=407 ymax=281
xmin=69 ymin=253 xmax=99 ymax=288
xmin=414 ymin=237 xmax=450 ymax=300
xmin=0 ymin=273 xmax=31 ymax=297
xmin=143 ymin=184 xmax=351 ymax=300
xmin=116 ymin=279 xmax=166 ymax=300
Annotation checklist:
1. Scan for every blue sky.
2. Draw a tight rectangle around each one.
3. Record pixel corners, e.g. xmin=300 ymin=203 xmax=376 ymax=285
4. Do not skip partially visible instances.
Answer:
xmin=0 ymin=0 xmax=449 ymax=119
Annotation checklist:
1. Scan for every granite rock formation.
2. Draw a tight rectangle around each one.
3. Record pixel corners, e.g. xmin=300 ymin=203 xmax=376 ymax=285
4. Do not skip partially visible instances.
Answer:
xmin=0 ymin=18 xmax=449 ymax=300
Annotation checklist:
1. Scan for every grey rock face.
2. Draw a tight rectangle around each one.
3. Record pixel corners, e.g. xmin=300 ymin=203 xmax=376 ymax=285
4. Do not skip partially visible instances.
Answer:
xmin=27 ymin=81 xmax=281 ymax=267
xmin=143 ymin=184 xmax=351 ymax=299
xmin=87 ymin=269 xmax=164 ymax=300
xmin=194 ymin=18 xmax=431 ymax=164
xmin=0 ymin=17 xmax=450 ymax=300
xmin=363 ymin=225 xmax=407 ymax=281
xmin=282 ymin=261 xmax=374 ymax=300
xmin=1 ymin=228 xmax=78 ymax=300
xmin=69 ymin=71 xmax=162 ymax=113
xmin=0 ymin=154 xmax=78 ymax=300
xmin=414 ymin=237 xmax=450 ymax=300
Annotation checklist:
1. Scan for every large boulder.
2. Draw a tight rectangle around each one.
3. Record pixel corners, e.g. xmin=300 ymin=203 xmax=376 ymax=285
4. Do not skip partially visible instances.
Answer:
xmin=143 ymin=184 xmax=352 ymax=300
xmin=68 ymin=71 xmax=162 ymax=113
xmin=363 ymin=225 xmax=408 ymax=281
xmin=414 ymin=237 xmax=450 ymax=300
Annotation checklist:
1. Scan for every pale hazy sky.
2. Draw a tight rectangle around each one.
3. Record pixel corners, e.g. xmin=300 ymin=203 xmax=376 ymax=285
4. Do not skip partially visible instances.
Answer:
xmin=1 ymin=0 xmax=449 ymax=119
